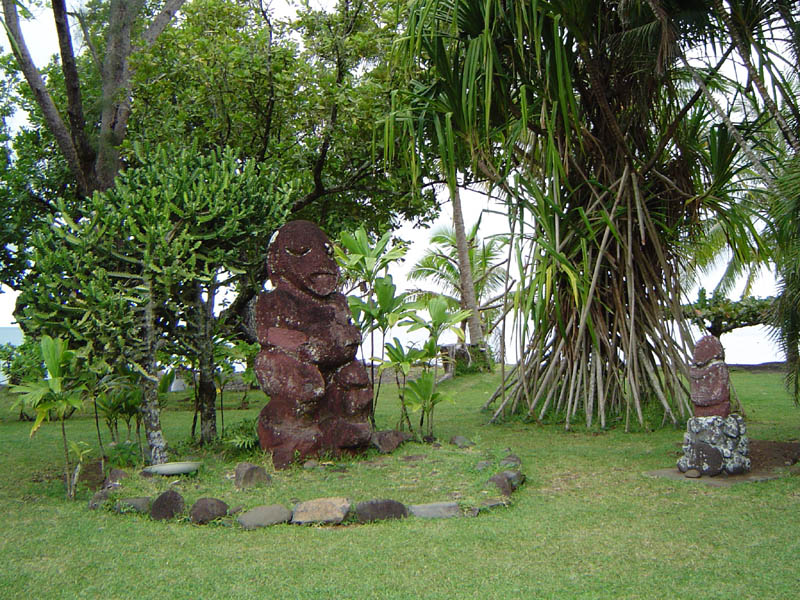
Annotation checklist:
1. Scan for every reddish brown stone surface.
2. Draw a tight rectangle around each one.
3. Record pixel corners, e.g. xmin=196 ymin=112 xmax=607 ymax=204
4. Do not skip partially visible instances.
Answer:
xmin=254 ymin=221 xmax=372 ymax=469
xmin=689 ymin=335 xmax=731 ymax=418
xmin=692 ymin=335 xmax=725 ymax=365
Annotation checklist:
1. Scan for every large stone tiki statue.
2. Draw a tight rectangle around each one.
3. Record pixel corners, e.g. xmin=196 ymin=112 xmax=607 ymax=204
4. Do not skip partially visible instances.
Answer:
xmin=253 ymin=221 xmax=373 ymax=469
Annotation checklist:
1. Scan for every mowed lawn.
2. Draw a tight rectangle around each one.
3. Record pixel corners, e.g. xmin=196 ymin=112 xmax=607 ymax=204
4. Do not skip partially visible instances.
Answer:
xmin=1 ymin=369 xmax=798 ymax=599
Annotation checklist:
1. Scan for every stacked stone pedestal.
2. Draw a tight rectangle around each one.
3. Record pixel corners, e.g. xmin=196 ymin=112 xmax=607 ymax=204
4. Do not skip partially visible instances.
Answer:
xmin=677 ymin=415 xmax=750 ymax=476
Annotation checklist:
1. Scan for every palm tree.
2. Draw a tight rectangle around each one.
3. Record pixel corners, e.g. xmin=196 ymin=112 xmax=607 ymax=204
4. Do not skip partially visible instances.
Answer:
xmin=395 ymin=1 xmax=766 ymax=429
xmin=769 ymin=158 xmax=800 ymax=400
xmin=407 ymin=221 xmax=508 ymax=343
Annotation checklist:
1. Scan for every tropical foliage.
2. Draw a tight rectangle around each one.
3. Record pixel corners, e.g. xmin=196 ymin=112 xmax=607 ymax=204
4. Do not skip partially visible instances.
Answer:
xmin=381 ymin=296 xmax=470 ymax=438
xmin=11 ymin=336 xmax=87 ymax=498
xmin=336 ymin=225 xmax=411 ymax=423
xmin=770 ymin=158 xmax=800 ymax=400
xmin=394 ymin=0 xmax=786 ymax=429
xmin=407 ymin=222 xmax=507 ymax=344
xmin=15 ymin=142 xmax=293 ymax=458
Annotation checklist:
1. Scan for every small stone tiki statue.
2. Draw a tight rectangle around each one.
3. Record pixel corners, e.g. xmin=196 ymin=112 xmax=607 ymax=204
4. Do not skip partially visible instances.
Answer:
xmin=688 ymin=335 xmax=730 ymax=418
xmin=253 ymin=220 xmax=373 ymax=468
xmin=678 ymin=334 xmax=750 ymax=476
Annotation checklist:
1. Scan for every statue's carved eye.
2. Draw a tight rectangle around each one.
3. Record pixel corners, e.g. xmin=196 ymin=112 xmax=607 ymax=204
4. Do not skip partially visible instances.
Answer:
xmin=324 ymin=242 xmax=333 ymax=257
xmin=286 ymin=246 xmax=310 ymax=257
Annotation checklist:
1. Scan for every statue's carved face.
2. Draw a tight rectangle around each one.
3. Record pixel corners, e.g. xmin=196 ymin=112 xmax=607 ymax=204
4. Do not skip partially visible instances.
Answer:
xmin=268 ymin=221 xmax=338 ymax=297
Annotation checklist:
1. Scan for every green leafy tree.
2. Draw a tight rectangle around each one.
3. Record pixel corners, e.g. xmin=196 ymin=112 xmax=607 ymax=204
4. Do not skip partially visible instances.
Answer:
xmin=16 ymin=142 xmax=293 ymax=457
xmin=400 ymin=296 xmax=470 ymax=438
xmin=0 ymin=337 xmax=43 ymax=419
xmin=1 ymin=0 xmax=188 ymax=195
xmin=378 ymin=337 xmax=427 ymax=432
xmin=685 ymin=288 xmax=774 ymax=338
xmin=0 ymin=1 xmax=188 ymax=286
xmin=769 ymin=157 xmax=800 ymax=400
xmin=129 ymin=0 xmax=438 ymax=237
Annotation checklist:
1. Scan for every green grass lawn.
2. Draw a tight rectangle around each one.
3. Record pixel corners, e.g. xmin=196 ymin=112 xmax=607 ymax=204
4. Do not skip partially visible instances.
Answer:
xmin=1 ymin=370 xmax=799 ymax=599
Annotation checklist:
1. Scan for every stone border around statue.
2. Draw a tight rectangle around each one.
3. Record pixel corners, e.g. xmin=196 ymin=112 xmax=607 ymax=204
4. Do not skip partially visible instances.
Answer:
xmin=88 ymin=438 xmax=525 ymax=528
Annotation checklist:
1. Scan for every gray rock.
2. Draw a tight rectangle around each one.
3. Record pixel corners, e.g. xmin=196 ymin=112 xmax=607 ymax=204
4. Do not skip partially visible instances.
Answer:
xmin=502 ymin=470 xmax=526 ymax=490
xmin=115 ymin=497 xmax=151 ymax=514
xmin=355 ymin=499 xmax=408 ymax=523
xmin=401 ymin=454 xmax=425 ymax=462
xmin=684 ymin=469 xmax=701 ymax=478
xmin=488 ymin=469 xmax=525 ymax=496
xmin=687 ymin=441 xmax=724 ymax=476
xmin=78 ymin=459 xmax=106 ymax=491
xmin=499 ymin=453 xmax=522 ymax=468
xmin=371 ymin=430 xmax=413 ymax=454
xmin=722 ymin=418 xmax=740 ymax=438
xmin=88 ymin=488 xmax=111 ymax=510
xmin=488 ymin=473 xmax=513 ymax=496
xmin=481 ymin=498 xmax=508 ymax=510
xmin=234 ymin=462 xmax=271 ymax=489
xmin=190 ymin=497 xmax=229 ymax=524
xmin=449 ymin=435 xmax=474 ymax=449
xmin=292 ymin=497 xmax=351 ymax=525
xmin=474 ymin=460 xmax=492 ymax=471
xmin=303 ymin=460 xmax=320 ymax=470
xmin=408 ymin=502 xmax=461 ymax=519
xmin=726 ymin=453 xmax=751 ymax=475
xmin=150 ymin=489 xmax=185 ymax=521
xmin=105 ymin=468 xmax=129 ymax=488
xmin=678 ymin=414 xmax=750 ymax=475
xmin=237 ymin=505 xmax=292 ymax=530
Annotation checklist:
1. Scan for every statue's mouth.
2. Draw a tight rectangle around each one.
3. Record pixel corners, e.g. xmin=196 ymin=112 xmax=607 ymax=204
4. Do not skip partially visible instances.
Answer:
xmin=309 ymin=272 xmax=337 ymax=292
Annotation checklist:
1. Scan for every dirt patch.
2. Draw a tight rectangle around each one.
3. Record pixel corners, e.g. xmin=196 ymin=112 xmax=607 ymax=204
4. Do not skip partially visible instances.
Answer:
xmin=749 ymin=439 xmax=800 ymax=470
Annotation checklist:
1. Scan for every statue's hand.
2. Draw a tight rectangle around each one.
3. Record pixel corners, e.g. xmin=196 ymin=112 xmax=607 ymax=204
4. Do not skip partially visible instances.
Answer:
xmin=264 ymin=327 xmax=309 ymax=352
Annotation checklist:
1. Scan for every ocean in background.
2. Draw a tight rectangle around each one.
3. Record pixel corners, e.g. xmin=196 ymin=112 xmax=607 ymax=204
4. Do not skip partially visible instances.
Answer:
xmin=0 ymin=322 xmax=783 ymax=384
xmin=0 ymin=325 xmax=23 ymax=347
xmin=0 ymin=326 xmax=24 ymax=384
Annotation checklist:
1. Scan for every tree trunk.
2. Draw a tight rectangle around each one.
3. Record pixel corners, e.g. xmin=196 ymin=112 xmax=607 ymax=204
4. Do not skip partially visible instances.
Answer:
xmin=141 ymin=379 xmax=168 ymax=464
xmin=197 ymin=281 xmax=217 ymax=445
xmin=61 ymin=418 xmax=73 ymax=499
xmin=198 ymin=366 xmax=217 ymax=445
xmin=451 ymin=185 xmax=484 ymax=345
xmin=141 ymin=278 xmax=168 ymax=464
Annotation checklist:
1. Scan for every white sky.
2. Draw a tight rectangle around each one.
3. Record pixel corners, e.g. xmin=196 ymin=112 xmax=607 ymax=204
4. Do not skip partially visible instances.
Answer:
xmin=0 ymin=2 xmax=784 ymax=364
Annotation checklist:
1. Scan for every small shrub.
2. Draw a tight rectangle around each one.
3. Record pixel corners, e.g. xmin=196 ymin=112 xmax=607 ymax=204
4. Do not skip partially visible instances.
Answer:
xmin=455 ymin=345 xmax=494 ymax=376
xmin=222 ymin=417 xmax=259 ymax=453
xmin=107 ymin=441 xmax=140 ymax=469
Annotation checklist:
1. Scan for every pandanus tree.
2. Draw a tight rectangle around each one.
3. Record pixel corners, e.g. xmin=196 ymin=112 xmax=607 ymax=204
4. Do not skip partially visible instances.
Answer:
xmin=394 ymin=1 xmax=765 ymax=429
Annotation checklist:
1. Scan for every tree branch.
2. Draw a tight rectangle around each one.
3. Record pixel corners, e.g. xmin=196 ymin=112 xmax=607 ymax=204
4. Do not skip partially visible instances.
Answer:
xmin=141 ymin=0 xmax=187 ymax=48
xmin=52 ymin=0 xmax=96 ymax=182
xmin=2 ymin=0 xmax=88 ymax=195
xmin=68 ymin=10 xmax=102 ymax=72
xmin=95 ymin=0 xmax=187 ymax=190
